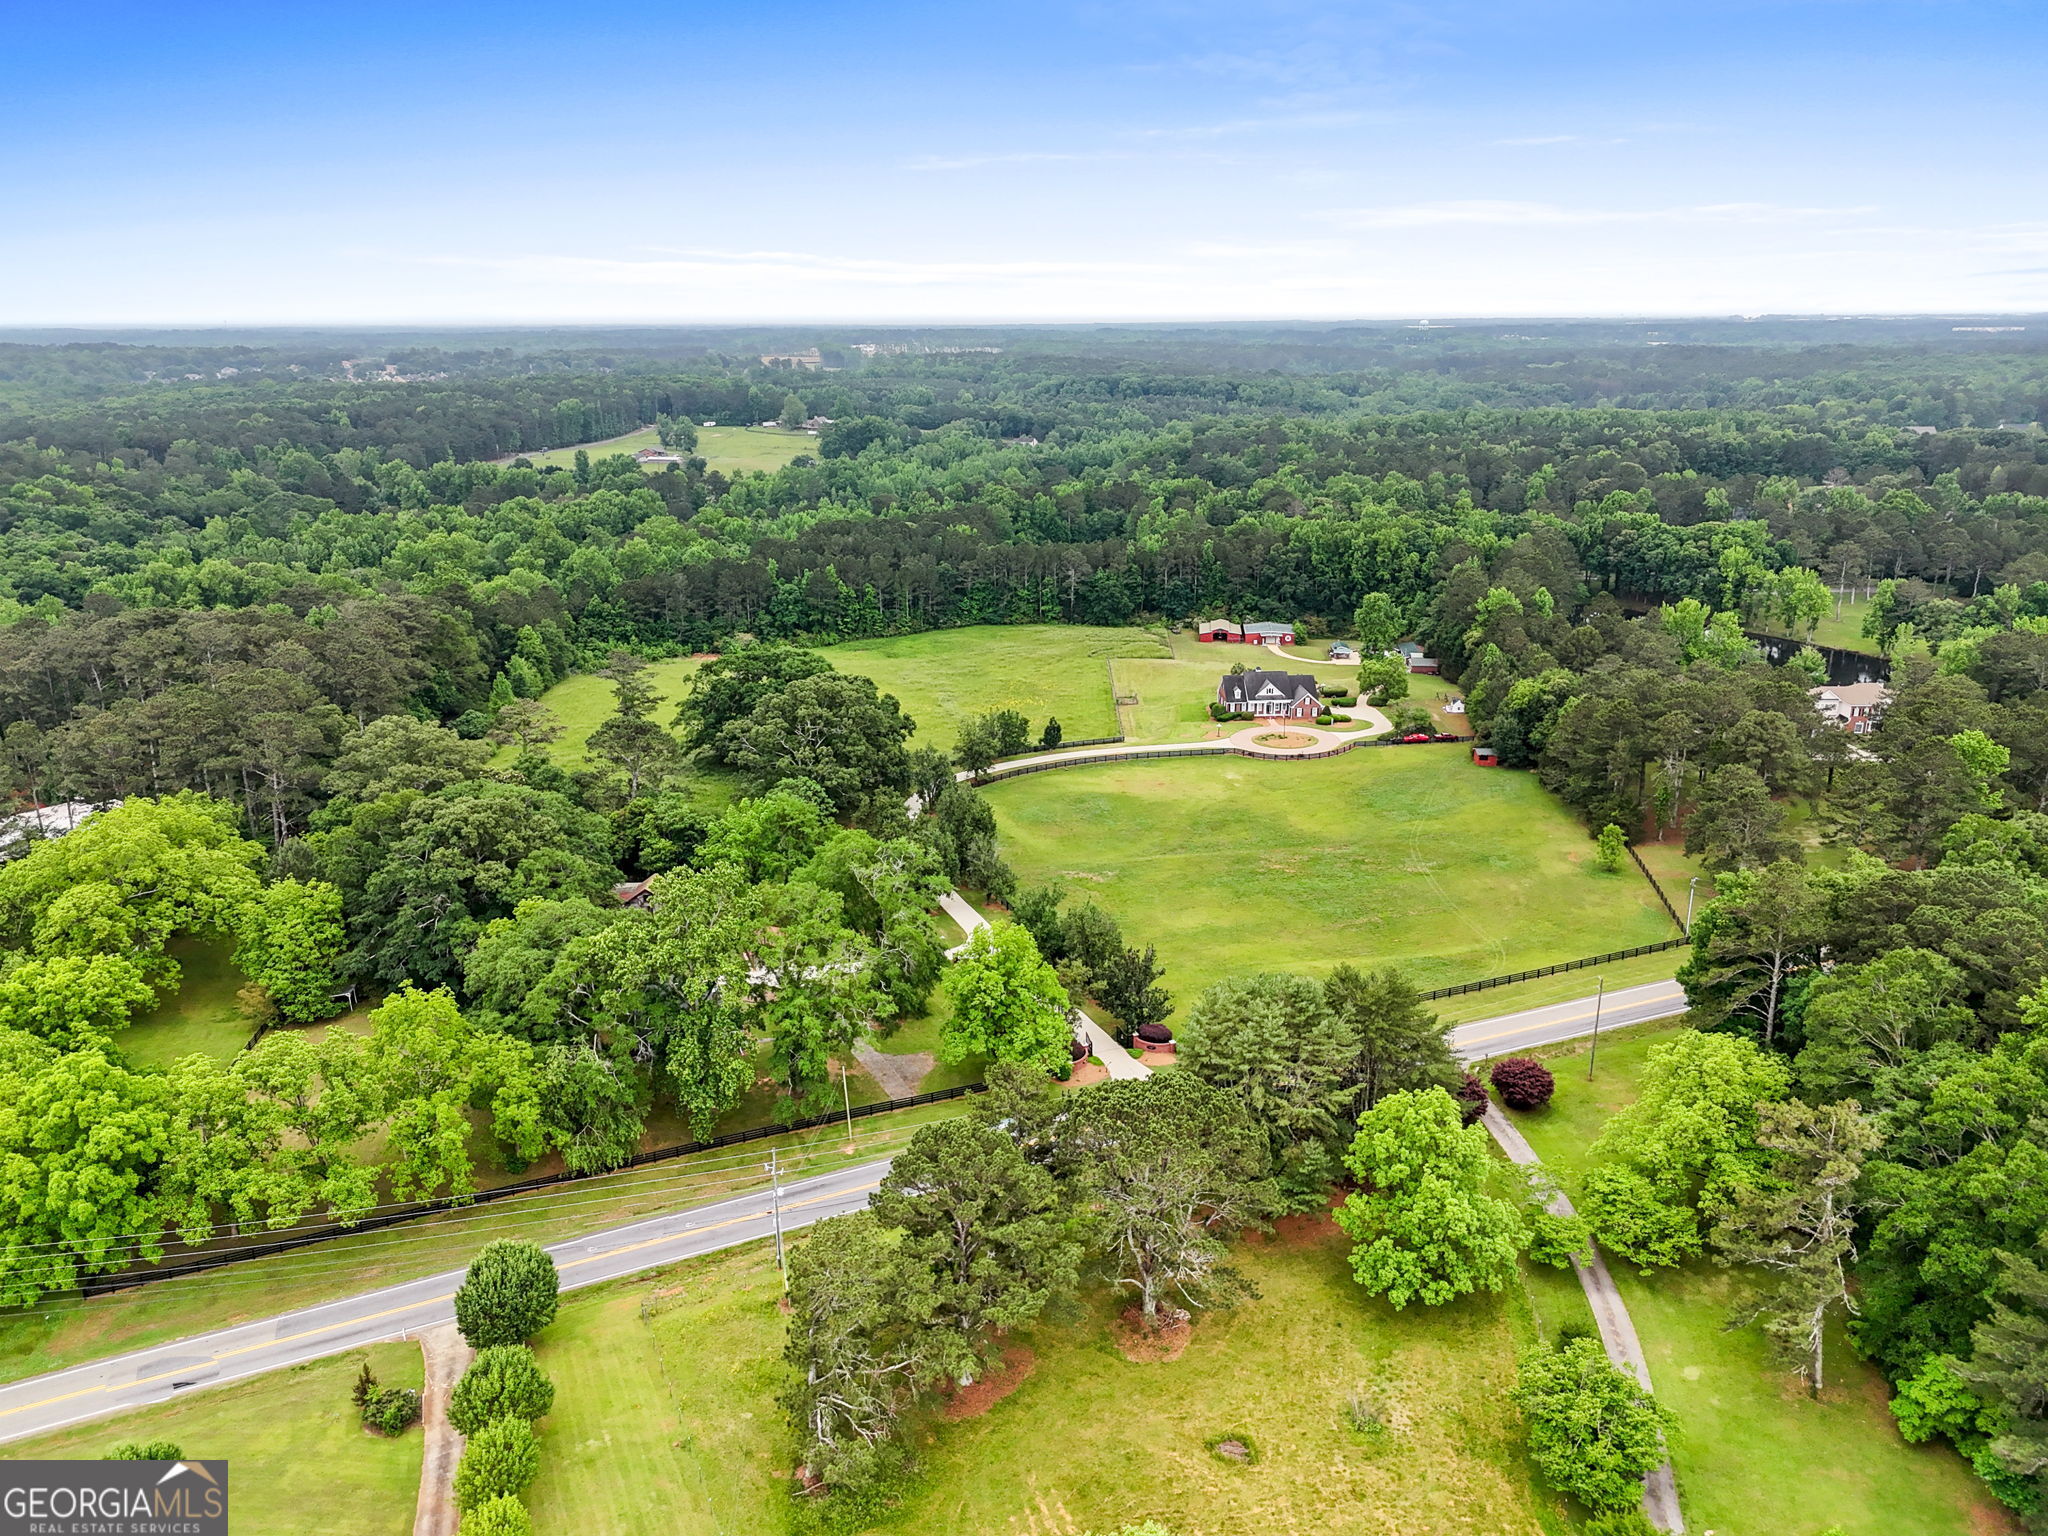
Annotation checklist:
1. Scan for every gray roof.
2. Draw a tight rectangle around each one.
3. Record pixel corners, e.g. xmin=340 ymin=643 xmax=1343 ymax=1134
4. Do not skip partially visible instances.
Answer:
xmin=1218 ymin=669 xmax=1319 ymax=707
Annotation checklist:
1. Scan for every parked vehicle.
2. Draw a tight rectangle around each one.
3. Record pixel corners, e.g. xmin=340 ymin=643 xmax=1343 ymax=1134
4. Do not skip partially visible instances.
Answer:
xmin=1400 ymin=732 xmax=1432 ymax=743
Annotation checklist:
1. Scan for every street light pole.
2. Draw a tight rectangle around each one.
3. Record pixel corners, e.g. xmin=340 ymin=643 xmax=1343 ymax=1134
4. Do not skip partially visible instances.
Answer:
xmin=1586 ymin=975 xmax=1605 ymax=1082
xmin=1685 ymin=877 xmax=1701 ymax=935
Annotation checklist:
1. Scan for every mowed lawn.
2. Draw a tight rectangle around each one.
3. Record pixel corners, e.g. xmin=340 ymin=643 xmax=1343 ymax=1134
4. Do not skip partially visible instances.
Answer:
xmin=120 ymin=934 xmax=256 ymax=1068
xmin=985 ymin=748 xmax=1679 ymax=1010
xmin=537 ymin=1226 xmax=1567 ymax=1536
xmin=5 ymin=1343 xmax=423 ymax=1536
xmin=1508 ymin=1028 xmax=2011 ymax=1536
xmin=819 ymin=625 xmax=1170 ymax=749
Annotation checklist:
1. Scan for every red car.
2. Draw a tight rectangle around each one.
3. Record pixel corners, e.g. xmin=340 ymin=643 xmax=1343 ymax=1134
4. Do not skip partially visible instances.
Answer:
xmin=1400 ymin=732 xmax=1432 ymax=743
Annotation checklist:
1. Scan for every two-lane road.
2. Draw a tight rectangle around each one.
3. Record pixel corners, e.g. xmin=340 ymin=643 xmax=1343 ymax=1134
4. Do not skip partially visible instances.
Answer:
xmin=0 ymin=979 xmax=1689 ymax=1447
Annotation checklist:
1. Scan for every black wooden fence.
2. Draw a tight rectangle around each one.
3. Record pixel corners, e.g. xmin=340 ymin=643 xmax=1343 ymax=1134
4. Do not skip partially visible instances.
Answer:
xmin=1418 ymin=938 xmax=1690 ymax=1001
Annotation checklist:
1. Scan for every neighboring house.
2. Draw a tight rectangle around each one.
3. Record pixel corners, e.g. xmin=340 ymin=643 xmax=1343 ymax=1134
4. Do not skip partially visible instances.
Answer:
xmin=1395 ymin=641 xmax=1440 ymax=674
xmin=0 ymin=800 xmax=119 ymax=861
xmin=1327 ymin=642 xmax=1355 ymax=660
xmin=1218 ymin=668 xmax=1322 ymax=719
xmin=1811 ymin=682 xmax=1891 ymax=734
xmin=611 ymin=879 xmax=656 ymax=909
xmin=1195 ymin=619 xmax=1298 ymax=644
xmin=634 ymin=448 xmax=685 ymax=464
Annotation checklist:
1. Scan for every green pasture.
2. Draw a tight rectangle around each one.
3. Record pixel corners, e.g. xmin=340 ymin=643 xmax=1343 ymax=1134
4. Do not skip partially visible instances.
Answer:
xmin=983 ymin=748 xmax=1680 ymax=1014
xmin=524 ymin=625 xmax=1179 ymax=761
xmin=5 ymin=1344 xmax=423 ymax=1536
xmin=819 ymin=625 xmax=1169 ymax=749
xmin=1508 ymin=1028 xmax=2007 ymax=1535
xmin=497 ymin=423 xmax=813 ymax=476
xmin=535 ymin=1223 xmax=1565 ymax=1536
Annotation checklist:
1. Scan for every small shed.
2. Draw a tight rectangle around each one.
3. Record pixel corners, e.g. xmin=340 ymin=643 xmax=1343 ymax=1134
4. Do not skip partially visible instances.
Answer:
xmin=1471 ymin=745 xmax=1499 ymax=767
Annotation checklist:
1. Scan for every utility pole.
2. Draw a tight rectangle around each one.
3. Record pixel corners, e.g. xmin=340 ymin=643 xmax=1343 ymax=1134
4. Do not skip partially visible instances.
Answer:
xmin=1684 ymin=877 xmax=1701 ymax=935
xmin=1586 ymin=975 xmax=1605 ymax=1082
xmin=766 ymin=1147 xmax=786 ymax=1277
xmin=841 ymin=1058 xmax=855 ymax=1148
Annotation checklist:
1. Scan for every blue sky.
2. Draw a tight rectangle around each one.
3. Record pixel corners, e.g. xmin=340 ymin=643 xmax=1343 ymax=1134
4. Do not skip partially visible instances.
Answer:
xmin=6 ymin=0 xmax=2045 ymax=323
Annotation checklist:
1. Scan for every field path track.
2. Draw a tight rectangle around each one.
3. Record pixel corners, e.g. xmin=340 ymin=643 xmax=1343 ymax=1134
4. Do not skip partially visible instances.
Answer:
xmin=411 ymin=1323 xmax=474 ymax=1536
xmin=1484 ymin=1104 xmax=1684 ymax=1532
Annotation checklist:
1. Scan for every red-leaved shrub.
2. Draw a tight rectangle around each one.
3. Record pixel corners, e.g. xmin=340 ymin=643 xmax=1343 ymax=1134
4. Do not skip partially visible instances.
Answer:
xmin=1451 ymin=1072 xmax=1489 ymax=1126
xmin=1489 ymin=1056 xmax=1556 ymax=1111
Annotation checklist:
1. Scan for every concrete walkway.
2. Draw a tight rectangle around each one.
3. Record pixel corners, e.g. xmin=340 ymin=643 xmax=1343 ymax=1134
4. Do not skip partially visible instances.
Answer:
xmin=1485 ymin=1104 xmax=1684 ymax=1532
xmin=938 ymin=890 xmax=1149 ymax=1079
xmin=410 ymin=1323 xmax=474 ymax=1536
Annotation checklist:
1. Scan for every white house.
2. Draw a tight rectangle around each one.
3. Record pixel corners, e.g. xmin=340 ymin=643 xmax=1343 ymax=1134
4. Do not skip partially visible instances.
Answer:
xmin=1811 ymin=682 xmax=1891 ymax=734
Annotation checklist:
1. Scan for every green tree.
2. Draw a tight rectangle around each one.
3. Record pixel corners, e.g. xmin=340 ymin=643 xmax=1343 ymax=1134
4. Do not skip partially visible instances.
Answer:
xmin=0 ymin=953 xmax=155 ymax=1050
xmin=1512 ymin=1337 xmax=1676 ymax=1511
xmin=676 ymin=644 xmax=833 ymax=754
xmin=587 ymin=651 xmax=678 ymax=801
xmin=778 ymin=392 xmax=808 ymax=429
xmin=940 ymin=922 xmax=1071 ymax=1074
xmin=448 ymin=1345 xmax=556 ymax=1436
xmin=456 ymin=1496 xmax=533 ymax=1536
xmin=0 ymin=1047 xmax=175 ymax=1303
xmin=1583 ymin=1030 xmax=1791 ymax=1268
xmin=782 ymin=1211 xmax=922 ymax=1495
xmin=232 ymin=878 xmax=344 ymax=1022
xmin=718 ymin=673 xmax=914 ymax=815
xmin=109 ymin=1439 xmax=184 ymax=1460
xmin=1711 ymin=1099 xmax=1882 ymax=1396
xmin=362 ymin=986 xmax=543 ymax=1199
xmin=1351 ymin=592 xmax=1402 ymax=654
xmin=1684 ymin=764 xmax=1798 ymax=870
xmin=1959 ymin=1252 xmax=2048 ymax=1507
xmin=1336 ymin=1088 xmax=1524 ymax=1308
xmin=1355 ymin=653 xmax=1410 ymax=707
xmin=951 ymin=714 xmax=1002 ymax=781
xmin=698 ymin=785 xmax=835 ymax=883
xmin=1595 ymin=822 xmax=1627 ymax=874
xmin=1677 ymin=860 xmax=1827 ymax=1046
xmin=454 ymin=1240 xmax=561 ymax=1349
xmin=1065 ymin=1072 xmax=1275 ymax=1328
xmin=316 ymin=716 xmax=492 ymax=813
xmin=1323 ymin=964 xmax=1458 ymax=1113
xmin=1793 ymin=948 xmax=1974 ymax=1098
xmin=453 ymin=1417 xmax=540 ymax=1511
xmin=872 ymin=1119 xmax=1083 ymax=1383
xmin=756 ymin=883 xmax=885 ymax=1111
xmin=1180 ymin=973 xmax=1353 ymax=1199
xmin=1039 ymin=717 xmax=1063 ymax=751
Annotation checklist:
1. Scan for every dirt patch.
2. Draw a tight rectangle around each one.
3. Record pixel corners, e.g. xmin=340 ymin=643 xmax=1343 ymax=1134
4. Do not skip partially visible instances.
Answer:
xmin=941 ymin=1345 xmax=1036 ymax=1419
xmin=853 ymin=1041 xmax=931 ymax=1099
xmin=1267 ymin=1206 xmax=1344 ymax=1249
xmin=1135 ymin=1044 xmax=1176 ymax=1066
xmin=1251 ymin=731 xmax=1316 ymax=749
xmin=1065 ymin=1058 xmax=1110 ymax=1088
xmin=1113 ymin=1305 xmax=1193 ymax=1363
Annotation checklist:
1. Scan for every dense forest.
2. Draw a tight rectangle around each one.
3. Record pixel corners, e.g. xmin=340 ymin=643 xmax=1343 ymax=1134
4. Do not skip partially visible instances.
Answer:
xmin=1 ymin=323 xmax=2047 ymax=1523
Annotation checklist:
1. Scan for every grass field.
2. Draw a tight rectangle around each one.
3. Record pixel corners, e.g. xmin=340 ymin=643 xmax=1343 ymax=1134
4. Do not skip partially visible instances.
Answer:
xmin=984 ymin=749 xmax=1680 ymax=1012
xmin=523 ymin=625 xmax=1180 ymax=763
xmin=1508 ymin=1027 xmax=2011 ymax=1536
xmin=497 ymin=423 xmax=816 ymax=477
xmin=820 ymin=625 xmax=1170 ymax=749
xmin=120 ymin=935 xmax=256 ymax=1069
xmin=529 ymin=1220 xmax=1568 ymax=1536
xmin=1807 ymin=592 xmax=1881 ymax=654
xmin=6 ymin=1343 xmax=423 ymax=1535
